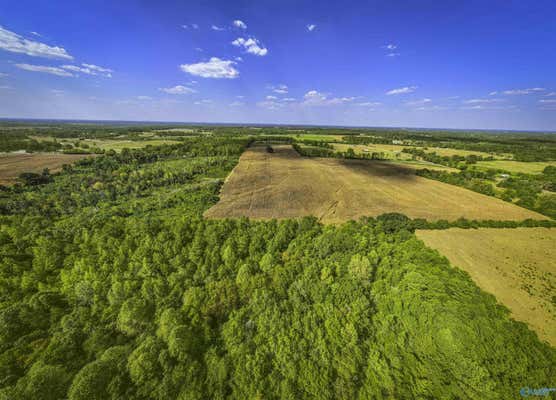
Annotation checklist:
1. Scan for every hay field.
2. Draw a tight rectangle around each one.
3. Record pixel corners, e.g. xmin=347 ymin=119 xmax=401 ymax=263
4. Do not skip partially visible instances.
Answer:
xmin=476 ymin=160 xmax=556 ymax=174
xmin=205 ymin=145 xmax=546 ymax=223
xmin=416 ymin=228 xmax=556 ymax=345
xmin=30 ymin=136 xmax=182 ymax=152
xmin=333 ymin=143 xmax=504 ymax=159
xmin=0 ymin=152 xmax=92 ymax=185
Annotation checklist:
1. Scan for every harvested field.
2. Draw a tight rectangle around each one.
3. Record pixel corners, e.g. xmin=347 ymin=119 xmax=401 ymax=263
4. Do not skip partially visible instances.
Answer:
xmin=476 ymin=160 xmax=556 ymax=174
xmin=416 ymin=227 xmax=556 ymax=346
xmin=333 ymin=143 xmax=506 ymax=160
xmin=0 ymin=152 xmax=91 ymax=185
xmin=205 ymin=145 xmax=546 ymax=223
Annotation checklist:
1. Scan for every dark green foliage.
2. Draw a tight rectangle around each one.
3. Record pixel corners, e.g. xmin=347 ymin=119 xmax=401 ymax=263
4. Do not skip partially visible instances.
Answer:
xmin=418 ymin=168 xmax=556 ymax=218
xmin=0 ymin=125 xmax=554 ymax=399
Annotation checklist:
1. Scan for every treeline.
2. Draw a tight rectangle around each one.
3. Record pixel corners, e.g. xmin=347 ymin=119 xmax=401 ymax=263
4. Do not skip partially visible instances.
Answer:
xmin=418 ymin=167 xmax=556 ymax=218
xmin=0 ymin=132 xmax=62 ymax=153
xmin=293 ymin=144 xmax=387 ymax=160
xmin=342 ymin=132 xmax=556 ymax=161
xmin=401 ymin=147 xmax=494 ymax=168
xmin=0 ymin=131 xmax=554 ymax=399
xmin=1 ymin=211 xmax=554 ymax=399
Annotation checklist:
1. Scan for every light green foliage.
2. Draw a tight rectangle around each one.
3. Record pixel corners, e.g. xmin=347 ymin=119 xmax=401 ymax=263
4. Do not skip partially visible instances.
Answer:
xmin=0 ymin=130 xmax=553 ymax=399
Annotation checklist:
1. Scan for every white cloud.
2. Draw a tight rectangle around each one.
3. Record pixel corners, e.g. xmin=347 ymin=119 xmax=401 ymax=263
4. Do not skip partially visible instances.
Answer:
xmin=307 ymin=24 xmax=317 ymax=32
xmin=0 ymin=72 xmax=8 ymax=77
xmin=50 ymin=89 xmax=65 ymax=96
xmin=232 ymin=37 xmax=268 ymax=56
xmin=383 ymin=44 xmax=397 ymax=50
xmin=137 ymin=96 xmax=152 ymax=100
xmin=211 ymin=25 xmax=225 ymax=31
xmin=282 ymin=97 xmax=296 ymax=102
xmin=502 ymin=88 xmax=545 ymax=95
xmin=405 ymin=98 xmax=431 ymax=106
xmin=257 ymin=99 xmax=284 ymax=110
xmin=0 ymin=85 xmax=10 ymax=89
xmin=265 ymin=95 xmax=278 ymax=100
xmin=0 ymin=26 xmax=73 ymax=59
xmin=463 ymin=98 xmax=504 ymax=104
xmin=461 ymin=104 xmax=517 ymax=110
xmin=539 ymin=99 xmax=556 ymax=104
xmin=303 ymin=90 xmax=355 ymax=106
xmin=195 ymin=47 xmax=203 ymax=52
xmin=544 ymin=92 xmax=556 ymax=97
xmin=180 ymin=57 xmax=239 ymax=79
xmin=15 ymin=63 xmax=74 ymax=77
xmin=386 ymin=53 xmax=400 ymax=57
xmin=235 ymin=56 xmax=243 ymax=62
xmin=356 ymin=101 xmax=381 ymax=107
xmin=229 ymin=101 xmax=244 ymax=107
xmin=415 ymin=105 xmax=447 ymax=111
xmin=233 ymin=20 xmax=247 ymax=29
xmin=61 ymin=63 xmax=113 ymax=77
xmin=192 ymin=24 xmax=199 ymax=29
xmin=386 ymin=86 xmax=417 ymax=95
xmin=489 ymin=91 xmax=498 ymax=96
xmin=270 ymin=84 xmax=288 ymax=94
xmin=236 ymin=95 xmax=245 ymax=99
xmin=194 ymin=99 xmax=212 ymax=105
xmin=159 ymin=85 xmax=197 ymax=94
xmin=30 ymin=31 xmax=42 ymax=37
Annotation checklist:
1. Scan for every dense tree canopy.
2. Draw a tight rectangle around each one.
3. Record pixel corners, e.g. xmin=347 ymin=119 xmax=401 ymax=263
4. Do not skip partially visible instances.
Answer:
xmin=0 ymin=132 xmax=554 ymax=399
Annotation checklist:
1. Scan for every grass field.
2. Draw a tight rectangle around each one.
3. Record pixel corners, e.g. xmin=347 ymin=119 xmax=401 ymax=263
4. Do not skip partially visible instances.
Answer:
xmin=333 ymin=143 xmax=414 ymax=160
xmin=475 ymin=160 xmax=556 ymax=174
xmin=30 ymin=136 xmax=182 ymax=151
xmin=416 ymin=227 xmax=556 ymax=346
xmin=289 ymin=134 xmax=345 ymax=142
xmin=205 ymin=145 xmax=546 ymax=223
xmin=85 ymin=139 xmax=182 ymax=151
xmin=0 ymin=152 xmax=92 ymax=185
xmin=421 ymin=146 xmax=507 ymax=158
xmin=333 ymin=143 xmax=504 ymax=161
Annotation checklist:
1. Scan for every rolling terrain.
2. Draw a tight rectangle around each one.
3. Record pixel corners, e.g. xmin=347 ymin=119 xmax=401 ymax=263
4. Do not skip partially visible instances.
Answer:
xmin=0 ymin=152 xmax=92 ymax=185
xmin=205 ymin=145 xmax=548 ymax=223
xmin=417 ymin=227 xmax=556 ymax=345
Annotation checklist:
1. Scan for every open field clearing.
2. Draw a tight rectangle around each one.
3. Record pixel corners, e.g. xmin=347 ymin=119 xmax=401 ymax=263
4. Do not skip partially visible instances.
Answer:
xmin=475 ymin=160 xmax=556 ymax=174
xmin=0 ymin=152 xmax=92 ymax=185
xmin=421 ymin=146 xmax=507 ymax=158
xmin=289 ymin=134 xmax=345 ymax=142
xmin=205 ymin=145 xmax=546 ymax=223
xmin=85 ymin=139 xmax=182 ymax=151
xmin=416 ymin=227 xmax=556 ymax=345
xmin=330 ymin=144 xmax=456 ymax=171
xmin=334 ymin=143 xmax=503 ymax=160
xmin=333 ymin=143 xmax=414 ymax=160
xmin=33 ymin=137 xmax=183 ymax=151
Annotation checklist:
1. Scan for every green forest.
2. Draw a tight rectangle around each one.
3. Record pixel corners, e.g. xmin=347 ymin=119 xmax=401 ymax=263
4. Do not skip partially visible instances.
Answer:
xmin=0 ymin=127 xmax=555 ymax=399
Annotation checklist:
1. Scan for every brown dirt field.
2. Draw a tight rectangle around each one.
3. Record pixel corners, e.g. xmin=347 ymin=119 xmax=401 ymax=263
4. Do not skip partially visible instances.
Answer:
xmin=416 ymin=228 xmax=556 ymax=346
xmin=204 ymin=145 xmax=547 ymax=223
xmin=0 ymin=152 xmax=92 ymax=185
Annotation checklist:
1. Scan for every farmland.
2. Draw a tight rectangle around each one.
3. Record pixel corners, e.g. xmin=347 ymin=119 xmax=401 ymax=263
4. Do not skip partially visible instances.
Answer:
xmin=333 ymin=142 xmax=503 ymax=159
xmin=417 ymin=227 xmax=556 ymax=346
xmin=32 ymin=136 xmax=183 ymax=152
xmin=475 ymin=160 xmax=556 ymax=174
xmin=205 ymin=145 xmax=546 ymax=223
xmin=0 ymin=122 xmax=554 ymax=399
xmin=0 ymin=152 xmax=92 ymax=185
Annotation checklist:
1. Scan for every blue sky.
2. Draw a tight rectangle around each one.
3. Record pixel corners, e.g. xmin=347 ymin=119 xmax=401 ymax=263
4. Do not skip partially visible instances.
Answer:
xmin=1 ymin=0 xmax=555 ymax=130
